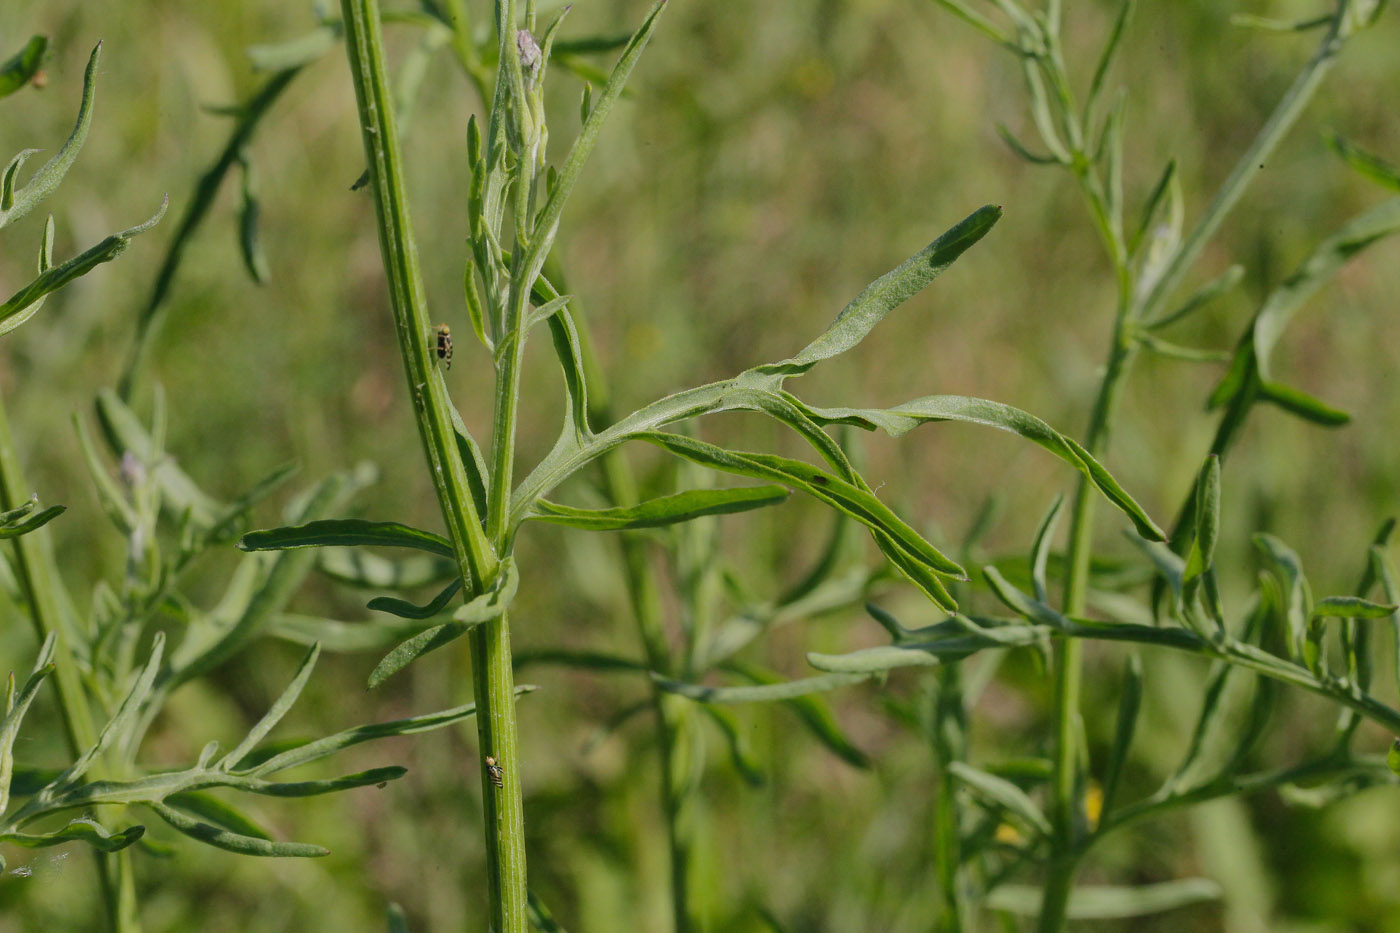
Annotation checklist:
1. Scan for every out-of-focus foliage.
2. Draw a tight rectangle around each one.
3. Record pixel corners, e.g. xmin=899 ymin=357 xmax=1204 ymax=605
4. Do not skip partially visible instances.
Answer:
xmin=1 ymin=1 xmax=1398 ymax=930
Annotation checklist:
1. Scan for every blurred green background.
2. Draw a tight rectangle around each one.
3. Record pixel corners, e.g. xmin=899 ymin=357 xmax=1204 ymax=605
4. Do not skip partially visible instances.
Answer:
xmin=1 ymin=0 xmax=1399 ymax=930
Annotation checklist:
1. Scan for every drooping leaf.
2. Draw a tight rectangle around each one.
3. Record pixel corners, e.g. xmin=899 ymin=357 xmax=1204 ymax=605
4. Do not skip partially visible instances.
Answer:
xmin=148 ymin=801 xmax=326 ymax=857
xmin=948 ymin=761 xmax=1052 ymax=838
xmin=367 ymin=579 xmax=463 ymax=620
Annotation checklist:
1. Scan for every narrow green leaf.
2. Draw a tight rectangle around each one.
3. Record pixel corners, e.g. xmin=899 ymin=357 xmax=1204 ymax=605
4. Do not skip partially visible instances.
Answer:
xmin=367 ymin=560 xmax=519 ymax=688
xmin=1312 ymin=596 xmax=1398 ymax=619
xmin=794 ymin=395 xmax=1164 ymax=541
xmin=1258 ymin=380 xmax=1351 ymax=426
xmin=639 ymin=432 xmax=966 ymax=582
xmin=0 ymin=36 xmax=48 ymax=98
xmin=1144 ymin=264 xmax=1244 ymax=331
xmin=1388 ymin=739 xmax=1400 ymax=776
xmin=697 ymin=705 xmax=763 ymax=786
xmin=1 ymin=198 xmax=169 ymax=336
xmin=0 ymin=503 xmax=64 ymax=539
xmin=523 ymin=0 xmax=669 ymax=284
xmin=987 ymin=879 xmax=1221 ymax=919
xmin=367 ymin=579 xmax=463 ymax=620
xmin=240 ymin=519 xmax=454 ymax=557
xmin=1324 ymin=132 xmax=1400 ymax=192
xmin=722 ymin=662 xmax=870 ymax=769
xmin=58 ymin=634 xmax=164 ymax=788
xmin=247 ymin=765 xmax=406 ymax=797
xmin=529 ymin=485 xmax=789 ymax=531
xmin=1129 ymin=159 xmax=1177 ymax=259
xmin=0 ymin=818 xmax=144 ymax=853
xmin=742 ymin=206 xmax=1002 ymax=385
xmin=997 ymin=124 xmax=1060 ymax=164
xmin=148 ymin=801 xmax=326 ymax=857
xmin=807 ymin=645 xmax=945 ymax=674
xmin=243 ymin=687 xmax=535 ymax=776
xmin=1030 ymin=495 xmax=1064 ymax=603
xmin=1182 ymin=454 xmax=1220 ymax=584
xmin=0 ymin=43 xmax=99 ymax=229
xmin=948 ymin=761 xmax=1051 ymax=838
xmin=1100 ymin=653 xmax=1142 ymax=819
xmin=219 ymin=644 xmax=321 ymax=770
xmin=0 ymin=634 xmax=57 ymax=815
xmin=1134 ymin=333 xmax=1231 ymax=364
xmin=236 ymin=153 xmax=270 ymax=284
xmin=164 ymin=792 xmax=273 ymax=841
xmin=1085 ymin=0 xmax=1133 ymax=122
xmin=1254 ymin=534 xmax=1311 ymax=662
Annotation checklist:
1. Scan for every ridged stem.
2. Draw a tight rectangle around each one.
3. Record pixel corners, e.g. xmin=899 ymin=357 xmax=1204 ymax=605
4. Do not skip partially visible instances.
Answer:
xmin=338 ymin=2 xmax=526 ymax=929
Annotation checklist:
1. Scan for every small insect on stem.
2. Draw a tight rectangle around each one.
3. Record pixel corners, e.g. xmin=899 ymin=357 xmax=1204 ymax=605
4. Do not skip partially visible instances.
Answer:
xmin=484 ymin=755 xmax=505 ymax=789
xmin=435 ymin=323 xmax=453 ymax=369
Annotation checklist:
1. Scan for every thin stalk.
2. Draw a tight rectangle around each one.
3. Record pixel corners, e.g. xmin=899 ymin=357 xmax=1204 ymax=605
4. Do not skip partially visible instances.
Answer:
xmin=1136 ymin=9 xmax=1349 ymax=323
xmin=931 ymin=667 xmax=968 ymax=932
xmin=337 ymin=2 xmax=526 ymax=930
xmin=573 ymin=275 xmax=700 ymax=932
xmin=1035 ymin=9 xmax=1358 ymax=928
xmin=0 ymin=392 xmax=140 ymax=931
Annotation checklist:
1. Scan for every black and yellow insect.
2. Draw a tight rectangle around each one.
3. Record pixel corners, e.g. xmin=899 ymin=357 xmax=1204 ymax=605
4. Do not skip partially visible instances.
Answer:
xmin=435 ymin=323 xmax=453 ymax=369
xmin=484 ymin=756 xmax=505 ymax=788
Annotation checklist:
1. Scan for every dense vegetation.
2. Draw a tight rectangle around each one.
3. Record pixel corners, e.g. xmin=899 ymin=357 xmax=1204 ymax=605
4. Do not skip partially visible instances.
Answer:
xmin=1 ymin=1 xmax=1398 ymax=930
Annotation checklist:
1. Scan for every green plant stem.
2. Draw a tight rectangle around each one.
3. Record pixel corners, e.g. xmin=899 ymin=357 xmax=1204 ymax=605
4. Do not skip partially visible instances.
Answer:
xmin=0 ymin=391 xmax=140 ymax=930
xmin=1136 ymin=11 xmax=1350 ymax=324
xmin=931 ymin=666 xmax=967 ymax=932
xmin=337 ymin=1 xmax=526 ymax=930
xmin=576 ymin=282 xmax=699 ymax=932
xmin=1034 ymin=10 xmax=1357 ymax=929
